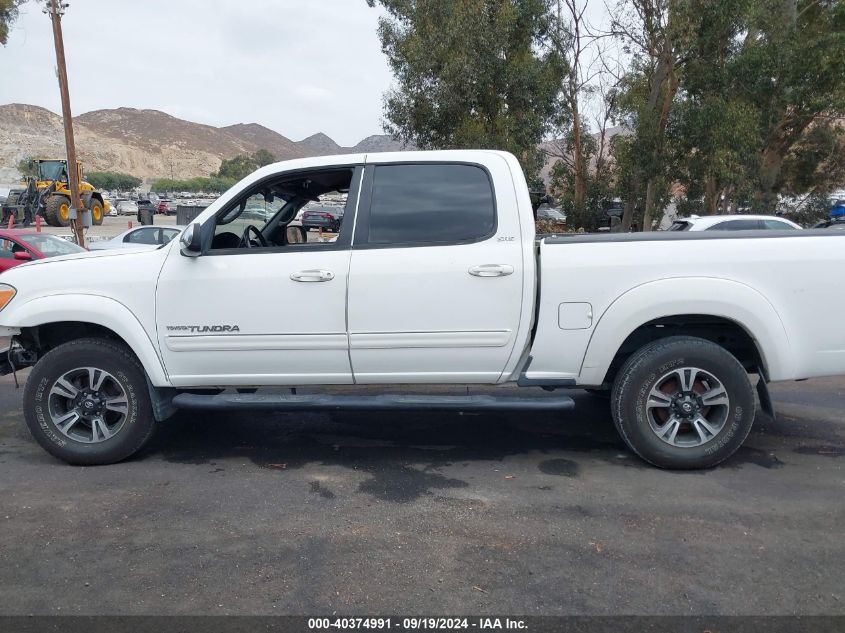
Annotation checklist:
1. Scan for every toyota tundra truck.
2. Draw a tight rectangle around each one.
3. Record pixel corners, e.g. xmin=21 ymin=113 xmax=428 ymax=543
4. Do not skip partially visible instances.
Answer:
xmin=1 ymin=150 xmax=843 ymax=469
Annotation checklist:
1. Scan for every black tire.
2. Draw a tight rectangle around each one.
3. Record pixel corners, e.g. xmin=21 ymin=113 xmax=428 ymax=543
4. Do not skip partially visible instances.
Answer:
xmin=89 ymin=198 xmax=104 ymax=225
xmin=44 ymin=195 xmax=71 ymax=227
xmin=610 ymin=336 xmax=755 ymax=469
xmin=23 ymin=338 xmax=156 ymax=465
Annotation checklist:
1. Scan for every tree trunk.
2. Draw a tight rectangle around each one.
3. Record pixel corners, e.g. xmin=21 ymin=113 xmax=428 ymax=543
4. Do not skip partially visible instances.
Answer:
xmin=754 ymin=145 xmax=784 ymax=212
xmin=621 ymin=198 xmax=636 ymax=232
xmin=704 ymin=175 xmax=719 ymax=215
xmin=720 ymin=186 xmax=732 ymax=213
xmin=642 ymin=179 xmax=657 ymax=231
xmin=572 ymin=101 xmax=586 ymax=212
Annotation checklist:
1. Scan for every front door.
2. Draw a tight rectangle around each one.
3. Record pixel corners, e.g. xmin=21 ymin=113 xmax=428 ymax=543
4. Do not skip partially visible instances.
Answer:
xmin=347 ymin=160 xmax=525 ymax=383
xmin=156 ymin=165 xmax=361 ymax=387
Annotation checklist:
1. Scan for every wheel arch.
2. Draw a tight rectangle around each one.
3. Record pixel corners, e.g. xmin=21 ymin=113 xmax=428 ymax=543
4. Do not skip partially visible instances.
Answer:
xmin=5 ymin=294 xmax=169 ymax=386
xmin=579 ymin=277 xmax=793 ymax=386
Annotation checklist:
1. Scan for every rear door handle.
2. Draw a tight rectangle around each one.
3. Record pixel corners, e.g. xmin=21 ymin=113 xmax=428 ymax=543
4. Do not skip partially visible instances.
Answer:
xmin=290 ymin=269 xmax=335 ymax=282
xmin=468 ymin=264 xmax=514 ymax=277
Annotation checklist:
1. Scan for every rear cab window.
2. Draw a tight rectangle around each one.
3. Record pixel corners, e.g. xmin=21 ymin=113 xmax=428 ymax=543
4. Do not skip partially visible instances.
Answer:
xmin=358 ymin=163 xmax=496 ymax=246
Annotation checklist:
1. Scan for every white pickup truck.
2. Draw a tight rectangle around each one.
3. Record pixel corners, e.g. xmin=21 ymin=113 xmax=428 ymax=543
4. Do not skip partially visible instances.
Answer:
xmin=1 ymin=150 xmax=843 ymax=469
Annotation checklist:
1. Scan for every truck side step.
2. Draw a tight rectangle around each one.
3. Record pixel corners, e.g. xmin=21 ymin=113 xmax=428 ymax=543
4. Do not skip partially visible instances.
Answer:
xmin=171 ymin=392 xmax=576 ymax=412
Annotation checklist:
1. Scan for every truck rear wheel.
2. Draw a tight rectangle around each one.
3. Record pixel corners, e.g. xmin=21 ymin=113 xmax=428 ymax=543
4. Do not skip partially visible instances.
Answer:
xmin=610 ymin=336 xmax=755 ymax=469
xmin=23 ymin=338 xmax=156 ymax=465
xmin=44 ymin=195 xmax=71 ymax=227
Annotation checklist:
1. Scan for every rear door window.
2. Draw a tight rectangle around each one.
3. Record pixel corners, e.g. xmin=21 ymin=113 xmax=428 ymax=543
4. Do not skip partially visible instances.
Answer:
xmin=762 ymin=219 xmax=797 ymax=230
xmin=126 ymin=228 xmax=160 ymax=244
xmin=363 ymin=164 xmax=495 ymax=246
xmin=708 ymin=219 xmax=762 ymax=231
xmin=162 ymin=229 xmax=181 ymax=243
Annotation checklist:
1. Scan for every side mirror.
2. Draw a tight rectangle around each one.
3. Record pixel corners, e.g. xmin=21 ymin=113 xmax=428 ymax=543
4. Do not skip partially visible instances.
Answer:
xmin=286 ymin=225 xmax=307 ymax=244
xmin=179 ymin=223 xmax=203 ymax=257
xmin=13 ymin=251 xmax=32 ymax=261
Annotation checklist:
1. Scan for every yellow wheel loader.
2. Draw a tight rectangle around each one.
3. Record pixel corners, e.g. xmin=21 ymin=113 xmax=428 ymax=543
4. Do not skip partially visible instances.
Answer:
xmin=1 ymin=159 xmax=105 ymax=228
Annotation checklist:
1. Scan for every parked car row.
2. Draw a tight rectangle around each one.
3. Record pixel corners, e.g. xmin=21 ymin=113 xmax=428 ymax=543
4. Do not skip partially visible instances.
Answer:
xmin=89 ymin=226 xmax=185 ymax=251
xmin=667 ymin=214 xmax=802 ymax=232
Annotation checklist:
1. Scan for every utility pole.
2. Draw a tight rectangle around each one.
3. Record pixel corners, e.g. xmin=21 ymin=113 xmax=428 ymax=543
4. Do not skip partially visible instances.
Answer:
xmin=46 ymin=0 xmax=86 ymax=248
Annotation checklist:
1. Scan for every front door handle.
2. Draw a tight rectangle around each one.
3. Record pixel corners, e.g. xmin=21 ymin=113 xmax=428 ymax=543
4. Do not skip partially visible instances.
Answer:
xmin=290 ymin=269 xmax=335 ymax=282
xmin=468 ymin=264 xmax=514 ymax=277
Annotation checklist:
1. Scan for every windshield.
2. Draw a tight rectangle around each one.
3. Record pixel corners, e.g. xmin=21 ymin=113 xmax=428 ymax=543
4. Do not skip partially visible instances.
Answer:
xmin=38 ymin=161 xmax=68 ymax=182
xmin=22 ymin=234 xmax=86 ymax=257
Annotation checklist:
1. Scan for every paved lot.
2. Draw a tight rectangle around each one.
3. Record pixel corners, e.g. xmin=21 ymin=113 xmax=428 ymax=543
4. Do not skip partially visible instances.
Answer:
xmin=0 ymin=368 xmax=842 ymax=615
xmin=32 ymin=214 xmax=180 ymax=241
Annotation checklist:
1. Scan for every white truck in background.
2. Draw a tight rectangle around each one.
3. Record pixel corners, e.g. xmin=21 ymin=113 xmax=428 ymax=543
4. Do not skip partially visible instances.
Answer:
xmin=0 ymin=150 xmax=843 ymax=469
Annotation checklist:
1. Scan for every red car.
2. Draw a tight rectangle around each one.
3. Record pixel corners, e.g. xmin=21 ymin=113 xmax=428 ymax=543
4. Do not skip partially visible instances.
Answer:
xmin=0 ymin=229 xmax=86 ymax=273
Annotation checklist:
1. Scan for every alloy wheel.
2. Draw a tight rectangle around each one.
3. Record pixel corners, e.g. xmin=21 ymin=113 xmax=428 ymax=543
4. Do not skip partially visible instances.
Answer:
xmin=47 ymin=367 xmax=129 ymax=443
xmin=645 ymin=366 xmax=730 ymax=448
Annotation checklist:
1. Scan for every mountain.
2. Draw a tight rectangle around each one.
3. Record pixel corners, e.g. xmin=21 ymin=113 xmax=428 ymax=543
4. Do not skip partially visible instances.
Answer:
xmin=0 ymin=102 xmax=589 ymax=187
xmin=0 ymin=104 xmax=409 ymax=185
xmin=296 ymin=132 xmax=344 ymax=155
xmin=351 ymin=134 xmax=410 ymax=153
xmin=221 ymin=123 xmax=307 ymax=161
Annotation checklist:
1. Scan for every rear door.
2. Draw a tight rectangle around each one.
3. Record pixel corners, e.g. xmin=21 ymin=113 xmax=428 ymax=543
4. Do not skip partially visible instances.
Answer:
xmin=347 ymin=157 xmax=525 ymax=383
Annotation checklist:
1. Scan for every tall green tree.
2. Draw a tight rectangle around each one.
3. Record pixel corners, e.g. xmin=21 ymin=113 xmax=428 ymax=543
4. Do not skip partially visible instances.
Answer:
xmin=215 ymin=150 xmax=277 ymax=181
xmin=547 ymin=0 xmax=593 ymax=213
xmin=253 ymin=149 xmax=276 ymax=168
xmin=367 ymin=0 xmax=566 ymax=182
xmin=736 ymin=0 xmax=845 ymax=211
xmin=667 ymin=0 xmax=759 ymax=215
xmin=16 ymin=156 xmax=37 ymax=179
xmin=611 ymin=0 xmax=702 ymax=230
xmin=0 ymin=0 xmax=25 ymax=46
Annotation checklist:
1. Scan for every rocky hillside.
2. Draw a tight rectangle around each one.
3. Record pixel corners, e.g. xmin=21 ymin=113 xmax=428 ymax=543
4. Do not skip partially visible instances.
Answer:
xmin=297 ymin=132 xmax=344 ymax=155
xmin=221 ymin=123 xmax=307 ymax=161
xmin=0 ymin=102 xmax=589 ymax=188
xmin=0 ymin=103 xmax=409 ymax=185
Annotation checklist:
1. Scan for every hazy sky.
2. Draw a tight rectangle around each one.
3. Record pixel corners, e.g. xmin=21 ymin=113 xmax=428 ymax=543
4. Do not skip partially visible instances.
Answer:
xmin=0 ymin=0 xmax=394 ymax=146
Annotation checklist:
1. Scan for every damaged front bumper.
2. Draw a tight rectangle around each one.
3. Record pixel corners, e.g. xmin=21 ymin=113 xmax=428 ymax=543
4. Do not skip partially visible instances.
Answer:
xmin=0 ymin=327 xmax=22 ymax=375
xmin=1 ymin=346 xmax=37 ymax=376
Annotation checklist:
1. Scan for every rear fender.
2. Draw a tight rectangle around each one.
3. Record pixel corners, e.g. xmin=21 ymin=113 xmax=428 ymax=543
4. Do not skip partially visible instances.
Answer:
xmin=579 ymin=277 xmax=793 ymax=385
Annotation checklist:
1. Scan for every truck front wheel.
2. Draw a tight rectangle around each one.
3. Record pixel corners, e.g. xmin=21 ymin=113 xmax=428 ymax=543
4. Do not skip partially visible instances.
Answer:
xmin=610 ymin=336 xmax=755 ymax=469
xmin=23 ymin=338 xmax=156 ymax=465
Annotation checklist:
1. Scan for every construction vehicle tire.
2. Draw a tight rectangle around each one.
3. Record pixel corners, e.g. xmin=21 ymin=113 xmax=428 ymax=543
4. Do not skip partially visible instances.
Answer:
xmin=45 ymin=195 xmax=72 ymax=227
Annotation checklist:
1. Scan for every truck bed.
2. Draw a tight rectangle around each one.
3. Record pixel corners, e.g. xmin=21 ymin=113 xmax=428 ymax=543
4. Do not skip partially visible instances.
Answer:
xmin=526 ymin=229 xmax=845 ymax=385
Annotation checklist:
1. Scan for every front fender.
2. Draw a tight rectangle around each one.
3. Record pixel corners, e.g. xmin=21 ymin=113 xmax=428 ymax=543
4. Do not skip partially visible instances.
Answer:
xmin=578 ymin=277 xmax=793 ymax=385
xmin=1 ymin=294 xmax=169 ymax=386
